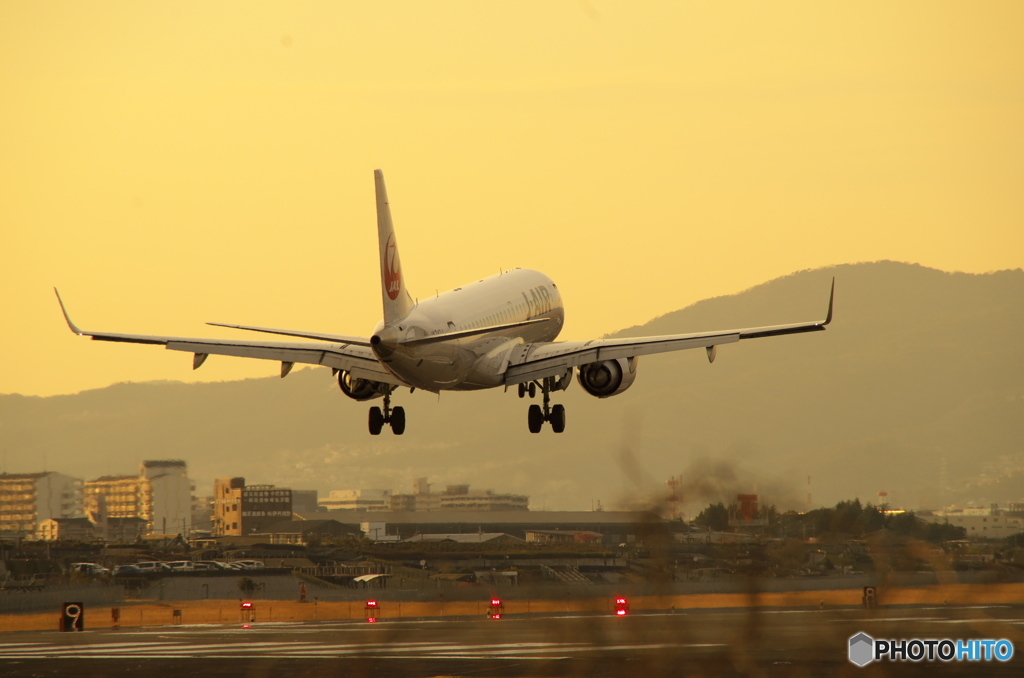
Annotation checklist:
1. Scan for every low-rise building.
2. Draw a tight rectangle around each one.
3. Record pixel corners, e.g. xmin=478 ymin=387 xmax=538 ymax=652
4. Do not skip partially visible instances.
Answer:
xmin=36 ymin=517 xmax=96 ymax=541
xmin=319 ymin=489 xmax=392 ymax=511
xmin=326 ymin=480 xmax=529 ymax=513
xmin=37 ymin=510 xmax=149 ymax=543
xmin=213 ymin=477 xmax=292 ymax=536
xmin=437 ymin=485 xmax=529 ymax=512
xmin=293 ymin=509 xmax=666 ymax=545
xmin=525 ymin=529 xmax=603 ymax=544
xmin=403 ymin=532 xmax=522 ymax=544
xmin=105 ymin=517 xmax=149 ymax=542
xmin=249 ymin=519 xmax=353 ymax=545
xmin=923 ymin=507 xmax=1024 ymax=539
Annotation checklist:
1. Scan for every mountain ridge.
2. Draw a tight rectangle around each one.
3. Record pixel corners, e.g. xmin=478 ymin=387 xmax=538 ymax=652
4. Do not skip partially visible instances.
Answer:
xmin=3 ymin=261 xmax=1022 ymax=514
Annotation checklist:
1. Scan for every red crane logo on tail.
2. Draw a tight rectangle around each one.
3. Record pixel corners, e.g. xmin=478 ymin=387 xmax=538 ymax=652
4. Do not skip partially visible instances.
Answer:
xmin=385 ymin=233 xmax=401 ymax=301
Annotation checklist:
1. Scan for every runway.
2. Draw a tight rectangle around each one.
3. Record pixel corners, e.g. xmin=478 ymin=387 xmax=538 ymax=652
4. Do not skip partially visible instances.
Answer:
xmin=2 ymin=604 xmax=1022 ymax=677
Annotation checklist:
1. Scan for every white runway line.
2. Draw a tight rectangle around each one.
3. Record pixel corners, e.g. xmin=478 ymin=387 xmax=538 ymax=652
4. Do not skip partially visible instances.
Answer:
xmin=0 ymin=637 xmax=729 ymax=660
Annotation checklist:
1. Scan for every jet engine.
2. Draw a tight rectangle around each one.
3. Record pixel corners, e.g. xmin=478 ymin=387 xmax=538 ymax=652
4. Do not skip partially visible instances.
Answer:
xmin=338 ymin=370 xmax=386 ymax=401
xmin=576 ymin=357 xmax=638 ymax=398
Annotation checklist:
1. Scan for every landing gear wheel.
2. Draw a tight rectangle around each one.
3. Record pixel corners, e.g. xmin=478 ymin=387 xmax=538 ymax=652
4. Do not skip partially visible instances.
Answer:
xmin=368 ymin=406 xmax=384 ymax=435
xmin=391 ymin=406 xmax=406 ymax=435
xmin=523 ymin=376 xmax=567 ymax=433
xmin=550 ymin=404 xmax=566 ymax=433
xmin=527 ymin=404 xmax=543 ymax=433
xmin=518 ymin=383 xmax=527 ymax=399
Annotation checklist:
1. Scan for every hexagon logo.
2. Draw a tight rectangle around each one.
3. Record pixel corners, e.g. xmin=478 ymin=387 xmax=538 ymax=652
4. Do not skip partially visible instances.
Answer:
xmin=849 ymin=632 xmax=874 ymax=667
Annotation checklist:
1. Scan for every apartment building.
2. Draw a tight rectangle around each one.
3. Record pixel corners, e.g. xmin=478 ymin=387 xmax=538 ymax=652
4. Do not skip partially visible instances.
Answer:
xmin=85 ymin=475 xmax=147 ymax=520
xmin=84 ymin=460 xmax=194 ymax=536
xmin=143 ymin=460 xmax=193 ymax=535
xmin=0 ymin=472 xmax=83 ymax=536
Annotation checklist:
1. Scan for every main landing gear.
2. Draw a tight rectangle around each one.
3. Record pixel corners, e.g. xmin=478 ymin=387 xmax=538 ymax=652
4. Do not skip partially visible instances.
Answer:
xmin=518 ymin=376 xmax=567 ymax=433
xmin=369 ymin=389 xmax=405 ymax=435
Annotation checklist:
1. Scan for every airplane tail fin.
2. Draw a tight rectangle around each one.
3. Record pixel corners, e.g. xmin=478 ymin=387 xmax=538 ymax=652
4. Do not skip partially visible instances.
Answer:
xmin=374 ymin=169 xmax=414 ymax=325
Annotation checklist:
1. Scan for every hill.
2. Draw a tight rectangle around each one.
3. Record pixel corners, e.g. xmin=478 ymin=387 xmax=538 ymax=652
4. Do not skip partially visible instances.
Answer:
xmin=2 ymin=261 xmax=1021 ymax=513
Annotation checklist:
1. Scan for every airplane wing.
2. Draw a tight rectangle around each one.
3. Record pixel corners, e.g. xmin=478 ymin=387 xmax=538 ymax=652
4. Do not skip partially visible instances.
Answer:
xmin=504 ymin=279 xmax=834 ymax=386
xmin=55 ymin=289 xmax=404 ymax=385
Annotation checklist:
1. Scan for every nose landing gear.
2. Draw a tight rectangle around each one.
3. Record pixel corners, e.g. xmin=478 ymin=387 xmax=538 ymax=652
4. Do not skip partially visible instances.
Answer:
xmin=369 ymin=389 xmax=405 ymax=435
xmin=524 ymin=376 xmax=567 ymax=433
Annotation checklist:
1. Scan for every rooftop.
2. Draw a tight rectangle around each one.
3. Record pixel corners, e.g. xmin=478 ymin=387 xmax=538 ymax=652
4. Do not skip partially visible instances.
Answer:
xmin=296 ymin=509 xmax=664 ymax=525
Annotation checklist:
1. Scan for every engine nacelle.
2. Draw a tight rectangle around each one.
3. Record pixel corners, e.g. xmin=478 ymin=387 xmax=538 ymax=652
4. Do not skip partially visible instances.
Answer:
xmin=338 ymin=370 xmax=386 ymax=401
xmin=576 ymin=358 xmax=639 ymax=398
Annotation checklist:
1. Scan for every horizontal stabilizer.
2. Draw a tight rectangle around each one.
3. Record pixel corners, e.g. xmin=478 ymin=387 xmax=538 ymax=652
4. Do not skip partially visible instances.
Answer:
xmin=207 ymin=322 xmax=372 ymax=346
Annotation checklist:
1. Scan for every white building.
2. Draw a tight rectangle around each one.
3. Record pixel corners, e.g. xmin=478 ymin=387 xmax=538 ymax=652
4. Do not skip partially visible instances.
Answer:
xmin=319 ymin=489 xmax=392 ymax=511
xmin=924 ymin=507 xmax=1024 ymax=539
xmin=142 ymin=460 xmax=193 ymax=536
xmin=322 ymin=480 xmax=529 ymax=513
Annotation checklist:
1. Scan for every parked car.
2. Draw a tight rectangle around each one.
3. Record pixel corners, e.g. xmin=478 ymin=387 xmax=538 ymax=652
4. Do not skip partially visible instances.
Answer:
xmin=112 ymin=564 xmax=144 ymax=576
xmin=69 ymin=562 xmax=110 ymax=576
xmin=231 ymin=560 xmax=265 ymax=570
xmin=167 ymin=561 xmax=195 ymax=572
xmin=135 ymin=561 xmax=172 ymax=573
xmin=194 ymin=561 xmax=232 ymax=571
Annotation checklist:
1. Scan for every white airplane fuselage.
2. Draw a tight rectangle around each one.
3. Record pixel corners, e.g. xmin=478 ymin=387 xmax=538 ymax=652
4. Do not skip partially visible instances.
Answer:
xmin=370 ymin=268 xmax=564 ymax=392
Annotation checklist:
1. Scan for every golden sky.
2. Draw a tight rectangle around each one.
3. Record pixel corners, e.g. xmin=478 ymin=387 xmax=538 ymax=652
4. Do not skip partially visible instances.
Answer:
xmin=3 ymin=2 xmax=1022 ymax=397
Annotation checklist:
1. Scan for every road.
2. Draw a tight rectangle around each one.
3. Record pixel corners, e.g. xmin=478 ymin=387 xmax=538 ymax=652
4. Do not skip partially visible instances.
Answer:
xmin=2 ymin=604 xmax=1022 ymax=677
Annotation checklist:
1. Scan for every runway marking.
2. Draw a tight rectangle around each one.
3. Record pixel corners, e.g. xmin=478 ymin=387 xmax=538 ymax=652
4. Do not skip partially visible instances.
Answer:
xmin=0 ymin=639 xmax=728 ymax=660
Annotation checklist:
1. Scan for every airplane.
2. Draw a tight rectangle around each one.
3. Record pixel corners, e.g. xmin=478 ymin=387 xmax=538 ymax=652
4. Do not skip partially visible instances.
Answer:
xmin=56 ymin=169 xmax=834 ymax=435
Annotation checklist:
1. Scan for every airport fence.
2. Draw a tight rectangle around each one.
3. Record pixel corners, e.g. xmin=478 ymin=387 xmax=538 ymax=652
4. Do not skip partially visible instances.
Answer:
xmin=0 ymin=583 xmax=124 ymax=614
xmin=2 ymin=570 xmax=1014 ymax=614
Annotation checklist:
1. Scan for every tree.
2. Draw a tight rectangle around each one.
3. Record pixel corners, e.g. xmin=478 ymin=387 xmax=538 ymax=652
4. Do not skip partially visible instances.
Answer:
xmin=694 ymin=502 xmax=730 ymax=531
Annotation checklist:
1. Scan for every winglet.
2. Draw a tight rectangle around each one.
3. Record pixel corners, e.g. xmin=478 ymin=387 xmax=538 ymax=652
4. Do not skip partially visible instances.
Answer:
xmin=54 ymin=288 xmax=86 ymax=336
xmin=823 ymin=277 xmax=835 ymax=326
